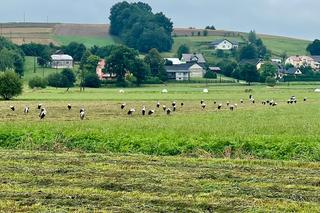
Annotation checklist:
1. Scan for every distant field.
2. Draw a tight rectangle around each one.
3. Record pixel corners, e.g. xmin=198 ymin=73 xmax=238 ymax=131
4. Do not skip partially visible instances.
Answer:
xmin=0 ymin=150 xmax=318 ymax=212
xmin=53 ymin=35 xmax=115 ymax=47
xmin=0 ymin=23 xmax=310 ymax=58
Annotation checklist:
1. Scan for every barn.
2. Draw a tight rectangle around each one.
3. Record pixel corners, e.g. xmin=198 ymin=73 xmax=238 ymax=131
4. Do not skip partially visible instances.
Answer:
xmin=51 ymin=54 xmax=73 ymax=69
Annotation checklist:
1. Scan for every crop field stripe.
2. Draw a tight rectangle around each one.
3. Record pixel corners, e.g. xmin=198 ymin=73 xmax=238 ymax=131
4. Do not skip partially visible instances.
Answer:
xmin=0 ymin=150 xmax=319 ymax=212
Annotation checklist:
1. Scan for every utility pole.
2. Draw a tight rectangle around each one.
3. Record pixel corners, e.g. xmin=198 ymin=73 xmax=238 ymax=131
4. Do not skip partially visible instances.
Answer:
xmin=33 ymin=57 xmax=36 ymax=73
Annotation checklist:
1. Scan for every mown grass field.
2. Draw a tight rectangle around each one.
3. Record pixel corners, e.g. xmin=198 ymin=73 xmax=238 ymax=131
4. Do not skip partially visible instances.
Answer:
xmin=0 ymin=150 xmax=319 ymax=212
xmin=1 ymin=84 xmax=320 ymax=160
xmin=1 ymin=84 xmax=320 ymax=211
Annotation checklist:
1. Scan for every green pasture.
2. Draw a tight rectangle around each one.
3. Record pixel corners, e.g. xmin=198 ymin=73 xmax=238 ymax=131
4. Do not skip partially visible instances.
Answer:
xmin=53 ymin=35 xmax=116 ymax=47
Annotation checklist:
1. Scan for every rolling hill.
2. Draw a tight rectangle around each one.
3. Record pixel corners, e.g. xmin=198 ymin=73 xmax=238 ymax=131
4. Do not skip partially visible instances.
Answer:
xmin=0 ymin=22 xmax=311 ymax=61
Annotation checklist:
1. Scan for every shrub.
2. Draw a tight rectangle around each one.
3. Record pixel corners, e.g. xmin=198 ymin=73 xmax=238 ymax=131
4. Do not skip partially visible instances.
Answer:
xmin=204 ymin=71 xmax=217 ymax=79
xmin=266 ymin=77 xmax=276 ymax=87
xmin=61 ymin=69 xmax=76 ymax=87
xmin=47 ymin=73 xmax=62 ymax=88
xmin=47 ymin=69 xmax=76 ymax=88
xmin=0 ymin=71 xmax=23 ymax=100
xmin=28 ymin=76 xmax=48 ymax=89
xmin=83 ymin=73 xmax=101 ymax=88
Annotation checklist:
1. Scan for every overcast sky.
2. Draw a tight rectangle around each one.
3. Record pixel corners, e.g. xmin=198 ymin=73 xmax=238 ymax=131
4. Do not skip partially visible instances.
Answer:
xmin=0 ymin=0 xmax=318 ymax=40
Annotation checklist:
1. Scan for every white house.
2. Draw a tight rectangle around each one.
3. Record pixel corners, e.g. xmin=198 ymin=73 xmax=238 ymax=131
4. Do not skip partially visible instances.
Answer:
xmin=209 ymin=39 xmax=239 ymax=50
xmin=285 ymin=56 xmax=316 ymax=69
xmin=51 ymin=54 xmax=73 ymax=69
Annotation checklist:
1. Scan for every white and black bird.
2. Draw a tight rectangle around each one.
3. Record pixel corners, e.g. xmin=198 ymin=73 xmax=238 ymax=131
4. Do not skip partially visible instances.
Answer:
xmin=181 ymin=102 xmax=184 ymax=107
xmin=240 ymin=99 xmax=244 ymax=104
xmin=10 ymin=105 xmax=15 ymax=111
xmin=156 ymin=102 xmax=160 ymax=108
xmin=226 ymin=101 xmax=230 ymax=106
xmin=200 ymin=100 xmax=204 ymax=104
xmin=142 ymin=106 xmax=146 ymax=116
xmin=37 ymin=104 xmax=42 ymax=110
xmin=213 ymin=101 xmax=217 ymax=105
xmin=218 ymin=104 xmax=222 ymax=110
xmin=230 ymin=105 xmax=235 ymax=111
xmin=128 ymin=108 xmax=135 ymax=116
xmin=121 ymin=103 xmax=126 ymax=110
xmin=304 ymin=97 xmax=307 ymax=102
xmin=80 ymin=108 xmax=86 ymax=120
xmin=39 ymin=108 xmax=46 ymax=120
xmin=173 ymin=106 xmax=176 ymax=112
xmin=201 ymin=103 xmax=206 ymax=110
xmin=67 ymin=104 xmax=72 ymax=110
xmin=24 ymin=106 xmax=29 ymax=114
xmin=172 ymin=101 xmax=176 ymax=107
xmin=162 ymin=105 xmax=167 ymax=111
xmin=148 ymin=110 xmax=155 ymax=115
xmin=166 ymin=108 xmax=171 ymax=115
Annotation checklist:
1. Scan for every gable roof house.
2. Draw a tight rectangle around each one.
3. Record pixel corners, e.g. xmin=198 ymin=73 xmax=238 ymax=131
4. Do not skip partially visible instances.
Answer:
xmin=165 ymin=63 xmax=190 ymax=81
xmin=283 ymin=67 xmax=303 ymax=75
xmin=285 ymin=56 xmax=315 ymax=69
xmin=239 ymin=58 xmax=264 ymax=70
xmin=181 ymin=53 xmax=206 ymax=64
xmin=209 ymin=39 xmax=239 ymax=50
xmin=51 ymin=54 xmax=73 ymax=69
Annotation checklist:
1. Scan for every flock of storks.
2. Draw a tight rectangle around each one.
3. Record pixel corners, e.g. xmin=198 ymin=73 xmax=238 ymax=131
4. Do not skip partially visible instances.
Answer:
xmin=5 ymin=94 xmax=307 ymax=120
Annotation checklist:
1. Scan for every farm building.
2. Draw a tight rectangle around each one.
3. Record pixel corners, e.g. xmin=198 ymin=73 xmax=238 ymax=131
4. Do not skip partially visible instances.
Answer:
xmin=51 ymin=54 xmax=73 ymax=69
xmin=165 ymin=55 xmax=206 ymax=80
xmin=209 ymin=39 xmax=239 ymax=50
xmin=181 ymin=53 xmax=206 ymax=64
xmin=166 ymin=63 xmax=190 ymax=81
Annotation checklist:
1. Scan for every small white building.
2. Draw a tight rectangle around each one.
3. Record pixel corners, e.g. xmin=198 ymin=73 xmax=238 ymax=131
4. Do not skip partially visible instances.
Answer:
xmin=51 ymin=54 xmax=73 ymax=69
xmin=209 ymin=39 xmax=239 ymax=50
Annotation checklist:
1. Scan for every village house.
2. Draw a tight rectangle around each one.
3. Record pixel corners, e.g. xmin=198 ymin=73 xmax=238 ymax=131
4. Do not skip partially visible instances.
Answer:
xmin=165 ymin=54 xmax=207 ymax=80
xmin=239 ymin=58 xmax=264 ymax=70
xmin=285 ymin=55 xmax=320 ymax=70
xmin=281 ymin=67 xmax=303 ymax=76
xmin=51 ymin=54 xmax=73 ymax=69
xmin=165 ymin=63 xmax=190 ymax=81
xmin=181 ymin=53 xmax=206 ymax=77
xmin=209 ymin=39 xmax=239 ymax=50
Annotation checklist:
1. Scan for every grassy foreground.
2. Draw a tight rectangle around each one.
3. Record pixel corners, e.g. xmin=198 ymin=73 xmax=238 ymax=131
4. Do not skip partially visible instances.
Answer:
xmin=0 ymin=150 xmax=319 ymax=212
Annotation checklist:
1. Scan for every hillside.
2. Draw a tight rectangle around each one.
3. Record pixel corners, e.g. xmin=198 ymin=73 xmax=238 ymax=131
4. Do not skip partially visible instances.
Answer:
xmin=0 ymin=23 xmax=310 ymax=59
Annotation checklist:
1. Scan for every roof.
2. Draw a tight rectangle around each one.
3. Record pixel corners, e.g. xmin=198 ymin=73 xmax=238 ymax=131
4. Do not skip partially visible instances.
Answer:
xmin=239 ymin=58 xmax=262 ymax=66
xmin=209 ymin=67 xmax=221 ymax=71
xmin=311 ymin=56 xmax=320 ymax=62
xmin=51 ymin=54 xmax=73 ymax=61
xmin=165 ymin=58 xmax=185 ymax=65
xmin=210 ymin=39 xmax=239 ymax=46
xmin=283 ymin=67 xmax=302 ymax=75
xmin=165 ymin=63 xmax=191 ymax=73
xmin=181 ymin=53 xmax=206 ymax=64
